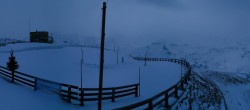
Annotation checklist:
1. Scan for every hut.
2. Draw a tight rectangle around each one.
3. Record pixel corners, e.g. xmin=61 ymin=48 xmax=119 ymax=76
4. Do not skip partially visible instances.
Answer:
xmin=30 ymin=31 xmax=53 ymax=43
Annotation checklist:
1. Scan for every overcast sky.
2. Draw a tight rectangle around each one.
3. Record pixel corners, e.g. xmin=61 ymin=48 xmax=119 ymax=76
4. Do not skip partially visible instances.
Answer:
xmin=0 ymin=0 xmax=250 ymax=47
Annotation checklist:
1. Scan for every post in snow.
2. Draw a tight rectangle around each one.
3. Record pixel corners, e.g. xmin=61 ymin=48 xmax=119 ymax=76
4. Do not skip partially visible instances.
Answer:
xmin=98 ymin=1 xmax=107 ymax=110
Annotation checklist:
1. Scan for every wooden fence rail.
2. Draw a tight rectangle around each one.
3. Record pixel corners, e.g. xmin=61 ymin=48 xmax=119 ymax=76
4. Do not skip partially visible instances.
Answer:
xmin=0 ymin=56 xmax=191 ymax=108
xmin=114 ymin=57 xmax=192 ymax=110
xmin=60 ymin=84 xmax=79 ymax=103
xmin=0 ymin=66 xmax=37 ymax=90
xmin=60 ymin=83 xmax=140 ymax=105
xmin=0 ymin=65 xmax=140 ymax=106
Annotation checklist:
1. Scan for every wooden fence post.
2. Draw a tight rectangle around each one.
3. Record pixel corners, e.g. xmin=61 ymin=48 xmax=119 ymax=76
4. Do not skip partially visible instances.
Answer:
xmin=181 ymin=82 xmax=184 ymax=90
xmin=80 ymin=88 xmax=84 ymax=106
xmin=68 ymin=85 xmax=71 ymax=103
xmin=175 ymin=85 xmax=178 ymax=98
xmin=11 ymin=71 xmax=14 ymax=82
xmin=112 ymin=88 xmax=115 ymax=102
xmin=185 ymin=77 xmax=188 ymax=84
xmin=34 ymin=77 xmax=37 ymax=91
xmin=135 ymin=85 xmax=139 ymax=97
xmin=187 ymin=73 xmax=190 ymax=81
xmin=165 ymin=92 xmax=169 ymax=109
xmin=148 ymin=100 xmax=153 ymax=110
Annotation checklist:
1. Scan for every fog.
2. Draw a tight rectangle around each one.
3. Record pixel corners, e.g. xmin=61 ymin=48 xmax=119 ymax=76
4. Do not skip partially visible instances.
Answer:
xmin=1 ymin=0 xmax=250 ymax=48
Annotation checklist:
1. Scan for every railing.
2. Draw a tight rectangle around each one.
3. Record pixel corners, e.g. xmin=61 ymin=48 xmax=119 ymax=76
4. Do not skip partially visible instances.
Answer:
xmin=0 ymin=55 xmax=192 ymax=109
xmin=0 ymin=65 xmax=139 ymax=106
xmin=114 ymin=57 xmax=192 ymax=110
xmin=0 ymin=66 xmax=37 ymax=90
xmin=36 ymin=77 xmax=61 ymax=94
xmin=0 ymin=39 xmax=27 ymax=46
xmin=60 ymin=84 xmax=79 ymax=103
xmin=60 ymin=83 xmax=139 ymax=105
xmin=192 ymin=71 xmax=228 ymax=110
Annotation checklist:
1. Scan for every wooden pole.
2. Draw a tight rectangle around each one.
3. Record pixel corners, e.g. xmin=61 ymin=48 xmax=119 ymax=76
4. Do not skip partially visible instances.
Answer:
xmin=11 ymin=71 xmax=14 ymax=82
xmin=164 ymin=92 xmax=169 ymax=109
xmin=112 ymin=88 xmax=115 ymax=102
xmin=98 ymin=2 xmax=107 ymax=110
xmin=34 ymin=77 xmax=37 ymax=91
xmin=68 ymin=86 xmax=71 ymax=102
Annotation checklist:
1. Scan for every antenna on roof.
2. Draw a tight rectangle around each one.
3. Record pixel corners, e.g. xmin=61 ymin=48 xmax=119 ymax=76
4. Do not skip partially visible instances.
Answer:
xmin=103 ymin=0 xmax=108 ymax=3
xmin=29 ymin=20 xmax=31 ymax=33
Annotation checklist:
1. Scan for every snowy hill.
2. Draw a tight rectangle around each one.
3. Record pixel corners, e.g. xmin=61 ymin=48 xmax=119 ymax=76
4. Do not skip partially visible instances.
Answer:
xmin=130 ymin=42 xmax=172 ymax=58
xmin=1 ymin=40 xmax=250 ymax=109
xmin=131 ymin=41 xmax=250 ymax=110
xmin=131 ymin=41 xmax=250 ymax=73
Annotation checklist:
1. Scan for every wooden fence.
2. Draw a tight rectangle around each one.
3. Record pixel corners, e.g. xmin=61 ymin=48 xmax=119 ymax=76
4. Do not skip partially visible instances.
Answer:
xmin=60 ymin=83 xmax=139 ymax=105
xmin=0 ymin=65 xmax=139 ymax=106
xmin=114 ymin=57 xmax=192 ymax=110
xmin=60 ymin=84 xmax=79 ymax=103
xmin=36 ymin=77 xmax=61 ymax=94
xmin=0 ymin=56 xmax=191 ymax=108
xmin=0 ymin=40 xmax=27 ymax=46
xmin=0 ymin=66 xmax=37 ymax=90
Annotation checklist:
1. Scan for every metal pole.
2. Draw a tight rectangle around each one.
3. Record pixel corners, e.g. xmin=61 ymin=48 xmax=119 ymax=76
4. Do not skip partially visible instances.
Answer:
xmin=80 ymin=45 xmax=83 ymax=105
xmin=181 ymin=61 xmax=182 ymax=80
xmin=139 ymin=67 xmax=141 ymax=96
xmin=98 ymin=2 xmax=107 ymax=110
xmin=81 ymin=45 xmax=83 ymax=89
xmin=29 ymin=20 xmax=31 ymax=33
xmin=116 ymin=46 xmax=119 ymax=64
xmin=144 ymin=49 xmax=148 ymax=67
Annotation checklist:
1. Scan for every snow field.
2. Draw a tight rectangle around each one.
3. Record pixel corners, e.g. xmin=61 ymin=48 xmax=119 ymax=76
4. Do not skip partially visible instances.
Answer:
xmin=0 ymin=43 xmax=182 ymax=110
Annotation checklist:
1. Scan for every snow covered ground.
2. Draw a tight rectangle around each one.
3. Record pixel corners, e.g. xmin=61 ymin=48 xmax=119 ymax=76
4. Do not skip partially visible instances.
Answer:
xmin=0 ymin=43 xmax=183 ymax=110
xmin=2 ymin=40 xmax=249 ymax=109
xmin=131 ymin=41 xmax=250 ymax=110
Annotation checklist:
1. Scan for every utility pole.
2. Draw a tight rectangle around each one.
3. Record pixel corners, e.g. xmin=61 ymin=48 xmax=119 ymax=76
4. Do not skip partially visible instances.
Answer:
xmin=98 ymin=2 xmax=107 ymax=110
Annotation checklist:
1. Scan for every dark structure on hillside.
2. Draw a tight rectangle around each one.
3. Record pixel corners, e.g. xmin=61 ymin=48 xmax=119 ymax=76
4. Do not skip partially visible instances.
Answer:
xmin=30 ymin=31 xmax=53 ymax=43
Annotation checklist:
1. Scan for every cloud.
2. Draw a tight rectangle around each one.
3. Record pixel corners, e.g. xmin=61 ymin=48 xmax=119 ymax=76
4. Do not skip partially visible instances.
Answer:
xmin=0 ymin=0 xmax=250 ymax=47
xmin=109 ymin=0 xmax=250 ymax=47
xmin=139 ymin=0 xmax=182 ymax=8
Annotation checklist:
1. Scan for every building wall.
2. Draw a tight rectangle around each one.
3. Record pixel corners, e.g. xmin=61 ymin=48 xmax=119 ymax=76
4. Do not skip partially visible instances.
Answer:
xmin=30 ymin=31 xmax=53 ymax=43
